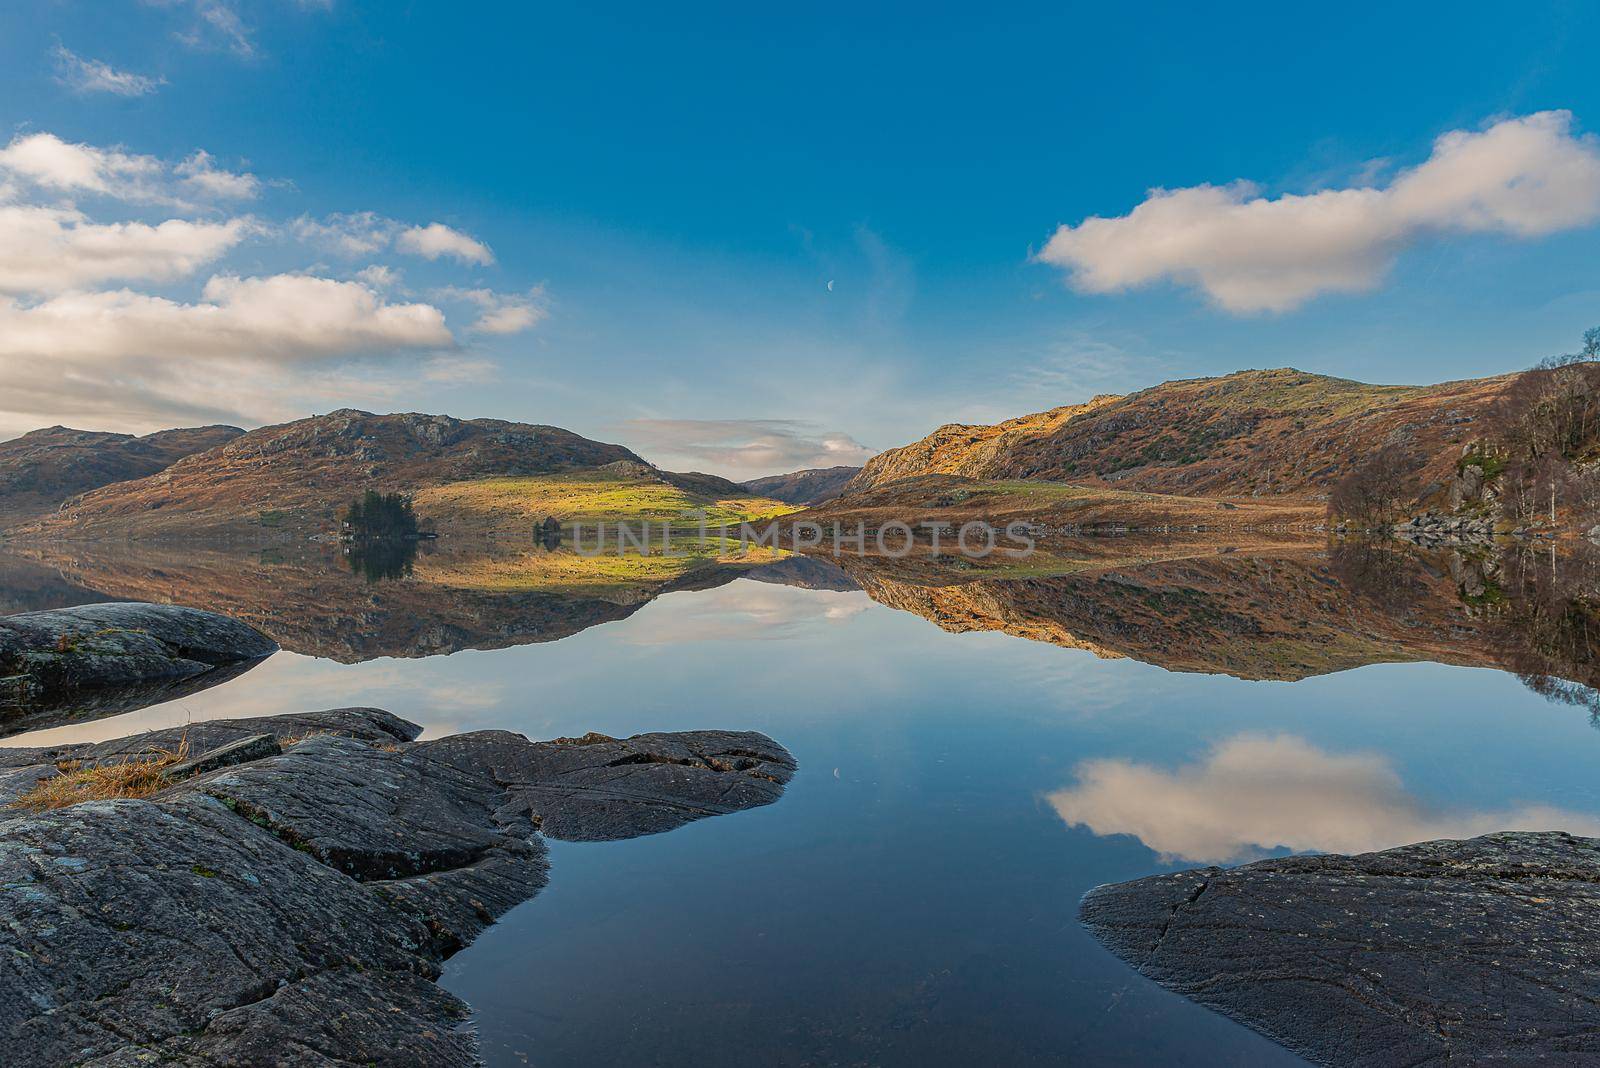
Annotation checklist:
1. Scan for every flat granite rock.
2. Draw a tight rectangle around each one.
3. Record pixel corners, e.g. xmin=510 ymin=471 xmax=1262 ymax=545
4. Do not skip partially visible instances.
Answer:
xmin=416 ymin=727 xmax=799 ymax=841
xmin=0 ymin=709 xmax=794 ymax=1066
xmin=0 ymin=602 xmax=278 ymax=736
xmin=1080 ymin=831 xmax=1600 ymax=1067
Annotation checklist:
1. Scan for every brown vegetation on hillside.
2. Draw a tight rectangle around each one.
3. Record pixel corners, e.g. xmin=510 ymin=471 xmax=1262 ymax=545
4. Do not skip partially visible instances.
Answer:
xmin=847 ymin=368 xmax=1511 ymax=504
xmin=0 ymin=425 xmax=243 ymax=529
xmin=16 ymin=410 xmax=644 ymax=542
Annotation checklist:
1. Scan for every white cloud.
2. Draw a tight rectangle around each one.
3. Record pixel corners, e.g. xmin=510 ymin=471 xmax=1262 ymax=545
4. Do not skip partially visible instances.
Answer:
xmin=165 ymin=0 xmax=256 ymax=58
xmin=293 ymin=211 xmax=394 ymax=255
xmin=354 ymin=264 xmax=401 ymax=290
xmin=1047 ymin=733 xmax=1600 ymax=864
xmin=0 ymin=205 xmax=250 ymax=294
xmin=1037 ymin=111 xmax=1600 ymax=313
xmin=295 ymin=215 xmax=498 ymax=268
xmin=0 ymin=126 xmax=525 ymax=435
xmin=436 ymin=285 xmax=546 ymax=335
xmin=0 ymin=273 xmax=458 ymax=436
xmin=175 ymin=150 xmax=260 ymax=200
xmin=51 ymin=45 xmax=164 ymax=97
xmin=0 ymin=273 xmax=451 ymax=364
xmin=0 ymin=132 xmax=162 ymax=198
xmin=0 ymin=132 xmax=259 ymax=208
xmin=618 ymin=418 xmax=873 ymax=479
xmin=396 ymin=222 xmax=495 ymax=265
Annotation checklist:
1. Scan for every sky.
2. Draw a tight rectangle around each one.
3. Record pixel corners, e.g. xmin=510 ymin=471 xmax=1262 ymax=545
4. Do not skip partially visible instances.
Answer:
xmin=2 ymin=2 xmax=1599 ymax=478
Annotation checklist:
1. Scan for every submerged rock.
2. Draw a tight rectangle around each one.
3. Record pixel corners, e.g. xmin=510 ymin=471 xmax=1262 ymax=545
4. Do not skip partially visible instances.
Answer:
xmin=1080 ymin=831 xmax=1600 ymax=1067
xmin=0 ymin=708 xmax=794 ymax=1065
xmin=0 ymin=602 xmax=277 ymax=737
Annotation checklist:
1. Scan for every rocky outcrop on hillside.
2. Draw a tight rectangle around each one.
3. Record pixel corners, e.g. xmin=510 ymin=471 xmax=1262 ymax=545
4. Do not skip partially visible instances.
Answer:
xmin=0 ymin=424 xmax=243 ymax=529
xmin=741 ymin=465 xmax=862 ymax=505
xmin=20 ymin=410 xmax=645 ymax=542
xmin=0 ymin=603 xmax=277 ymax=737
xmin=0 ymin=707 xmax=795 ymax=1066
xmin=1081 ymin=831 xmax=1600 ymax=1067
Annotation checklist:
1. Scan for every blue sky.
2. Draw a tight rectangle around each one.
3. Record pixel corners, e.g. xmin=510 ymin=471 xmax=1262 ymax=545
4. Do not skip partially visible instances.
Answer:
xmin=2 ymin=2 xmax=1598 ymax=476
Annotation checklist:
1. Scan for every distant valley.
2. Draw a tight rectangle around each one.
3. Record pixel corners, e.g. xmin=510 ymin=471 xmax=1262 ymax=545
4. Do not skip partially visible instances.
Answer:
xmin=739 ymin=466 xmax=861 ymax=505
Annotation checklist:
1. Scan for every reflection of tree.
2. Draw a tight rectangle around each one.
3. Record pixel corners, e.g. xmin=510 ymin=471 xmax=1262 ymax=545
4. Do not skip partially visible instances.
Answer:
xmin=1329 ymin=538 xmax=1430 ymax=614
xmin=1484 ymin=541 xmax=1600 ymax=717
xmin=346 ymin=539 xmax=417 ymax=584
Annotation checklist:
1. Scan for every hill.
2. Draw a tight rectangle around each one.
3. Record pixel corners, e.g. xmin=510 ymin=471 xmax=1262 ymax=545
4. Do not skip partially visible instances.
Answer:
xmin=15 ymin=410 xmax=773 ymax=543
xmin=0 ymin=425 xmax=244 ymax=530
xmin=740 ymin=466 xmax=861 ymax=505
xmin=848 ymin=369 xmax=1511 ymax=502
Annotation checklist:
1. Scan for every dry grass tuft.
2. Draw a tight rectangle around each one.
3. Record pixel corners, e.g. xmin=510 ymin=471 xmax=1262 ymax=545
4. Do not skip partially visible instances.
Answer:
xmin=279 ymin=730 xmax=328 ymax=748
xmin=12 ymin=738 xmax=190 ymax=812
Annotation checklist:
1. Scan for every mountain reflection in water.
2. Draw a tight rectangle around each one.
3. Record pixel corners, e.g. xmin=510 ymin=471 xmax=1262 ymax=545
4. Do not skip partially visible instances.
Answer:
xmin=4 ymin=535 xmax=1600 ymax=1066
xmin=4 ymin=535 xmax=1600 ymax=702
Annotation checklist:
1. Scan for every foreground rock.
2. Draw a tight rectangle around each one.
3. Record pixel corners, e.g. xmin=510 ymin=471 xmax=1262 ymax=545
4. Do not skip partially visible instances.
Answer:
xmin=0 ymin=603 xmax=277 ymax=737
xmin=0 ymin=708 xmax=795 ymax=1065
xmin=1081 ymin=831 xmax=1600 ymax=1067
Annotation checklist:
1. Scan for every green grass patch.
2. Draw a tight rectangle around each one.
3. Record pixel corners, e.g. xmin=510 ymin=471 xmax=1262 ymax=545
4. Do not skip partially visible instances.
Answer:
xmin=416 ymin=472 xmax=795 ymax=526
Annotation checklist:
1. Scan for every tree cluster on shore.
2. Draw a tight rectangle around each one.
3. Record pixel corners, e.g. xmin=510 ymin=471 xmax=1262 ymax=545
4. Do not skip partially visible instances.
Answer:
xmin=343 ymin=491 xmax=419 ymax=541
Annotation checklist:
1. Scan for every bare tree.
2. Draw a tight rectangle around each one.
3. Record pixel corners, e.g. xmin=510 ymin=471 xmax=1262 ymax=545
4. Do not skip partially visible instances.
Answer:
xmin=1480 ymin=328 xmax=1600 ymax=529
xmin=1328 ymin=445 xmax=1423 ymax=529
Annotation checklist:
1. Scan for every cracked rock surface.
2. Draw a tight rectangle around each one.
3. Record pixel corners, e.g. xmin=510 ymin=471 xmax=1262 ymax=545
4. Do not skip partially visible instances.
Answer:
xmin=0 ymin=708 xmax=795 ymax=1066
xmin=0 ymin=602 xmax=278 ymax=737
xmin=1080 ymin=831 xmax=1600 ymax=1067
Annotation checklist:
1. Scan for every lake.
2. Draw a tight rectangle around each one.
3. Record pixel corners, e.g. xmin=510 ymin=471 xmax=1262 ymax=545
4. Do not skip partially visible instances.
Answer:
xmin=4 ymin=539 xmax=1597 ymax=1066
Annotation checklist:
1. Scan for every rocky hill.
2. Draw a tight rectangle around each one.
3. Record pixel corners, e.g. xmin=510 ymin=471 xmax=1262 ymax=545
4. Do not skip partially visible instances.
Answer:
xmin=852 ymin=397 xmax=1117 ymax=489
xmin=17 ymin=410 xmax=648 ymax=542
xmin=0 ymin=425 xmax=244 ymax=530
xmin=740 ymin=466 xmax=861 ymax=505
xmin=848 ymin=369 xmax=1511 ymax=502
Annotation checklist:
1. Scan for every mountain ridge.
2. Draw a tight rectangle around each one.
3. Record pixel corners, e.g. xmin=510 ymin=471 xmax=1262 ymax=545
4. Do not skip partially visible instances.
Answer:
xmin=846 ymin=367 xmax=1511 ymax=502
xmin=0 ymin=424 xmax=245 ymax=530
xmin=16 ymin=409 xmax=649 ymax=542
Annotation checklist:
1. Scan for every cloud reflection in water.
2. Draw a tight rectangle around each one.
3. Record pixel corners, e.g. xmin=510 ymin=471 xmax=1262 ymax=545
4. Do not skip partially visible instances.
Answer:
xmin=1048 ymin=733 xmax=1600 ymax=864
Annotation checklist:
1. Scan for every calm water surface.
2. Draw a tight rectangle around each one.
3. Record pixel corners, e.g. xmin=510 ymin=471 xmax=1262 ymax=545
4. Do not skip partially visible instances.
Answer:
xmin=8 ymin=549 xmax=1600 ymax=1066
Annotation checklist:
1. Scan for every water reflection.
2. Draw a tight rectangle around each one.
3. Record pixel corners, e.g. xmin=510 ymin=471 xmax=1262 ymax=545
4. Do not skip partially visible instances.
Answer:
xmin=839 ymin=539 xmax=1600 ymax=704
xmin=5 ymin=535 xmax=1600 ymax=743
xmin=3 ymin=537 xmax=1598 ymax=1065
xmin=4 ymin=541 xmax=807 ymax=662
xmin=345 ymin=536 xmax=418 ymax=583
xmin=1047 ymin=732 xmax=1600 ymax=864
